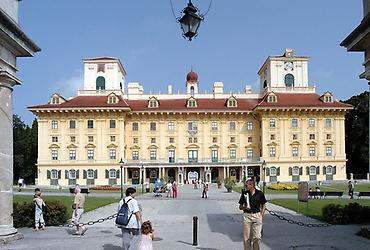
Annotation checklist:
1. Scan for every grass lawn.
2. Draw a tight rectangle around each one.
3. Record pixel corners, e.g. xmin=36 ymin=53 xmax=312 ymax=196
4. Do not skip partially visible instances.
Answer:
xmin=14 ymin=195 xmax=119 ymax=216
xmin=269 ymin=198 xmax=370 ymax=220
xmin=319 ymin=183 xmax=370 ymax=192
xmin=233 ymin=186 xmax=297 ymax=194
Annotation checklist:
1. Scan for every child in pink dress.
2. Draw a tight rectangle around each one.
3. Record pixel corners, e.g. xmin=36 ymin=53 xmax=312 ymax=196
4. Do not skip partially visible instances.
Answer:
xmin=138 ymin=220 xmax=154 ymax=250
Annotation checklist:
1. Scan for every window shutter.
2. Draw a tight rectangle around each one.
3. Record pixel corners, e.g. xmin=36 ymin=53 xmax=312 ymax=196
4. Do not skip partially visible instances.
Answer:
xmin=333 ymin=166 xmax=336 ymax=174
xmin=58 ymin=170 xmax=61 ymax=179
xmin=323 ymin=166 xmax=326 ymax=175
xmin=299 ymin=167 xmax=303 ymax=175
xmin=47 ymin=170 xmax=51 ymax=179
xmin=316 ymin=166 xmax=320 ymax=175
xmin=83 ymin=170 xmax=87 ymax=179
xmin=116 ymin=169 xmax=120 ymax=178
xmin=94 ymin=170 xmax=98 ymax=179
xmin=76 ymin=170 xmax=80 ymax=179
xmin=306 ymin=167 xmax=310 ymax=175
xmin=277 ymin=167 xmax=280 ymax=176
xmin=288 ymin=167 xmax=292 ymax=176
xmin=266 ymin=167 xmax=270 ymax=176
xmin=65 ymin=170 xmax=69 ymax=179
xmin=105 ymin=170 xmax=109 ymax=179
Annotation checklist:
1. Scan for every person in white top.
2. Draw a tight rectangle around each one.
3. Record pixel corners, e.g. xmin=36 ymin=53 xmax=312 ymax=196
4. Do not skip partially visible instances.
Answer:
xmin=118 ymin=187 xmax=143 ymax=250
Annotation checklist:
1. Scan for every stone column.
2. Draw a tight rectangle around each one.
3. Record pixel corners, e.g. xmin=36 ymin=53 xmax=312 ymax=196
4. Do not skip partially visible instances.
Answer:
xmin=0 ymin=80 xmax=17 ymax=236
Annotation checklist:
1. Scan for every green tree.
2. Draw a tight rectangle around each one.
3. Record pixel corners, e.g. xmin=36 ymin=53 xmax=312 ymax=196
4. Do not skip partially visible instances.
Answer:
xmin=344 ymin=91 xmax=369 ymax=174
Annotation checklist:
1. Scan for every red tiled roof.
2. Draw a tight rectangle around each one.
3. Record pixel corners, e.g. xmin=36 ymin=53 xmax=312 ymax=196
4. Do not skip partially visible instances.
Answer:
xmin=257 ymin=93 xmax=352 ymax=108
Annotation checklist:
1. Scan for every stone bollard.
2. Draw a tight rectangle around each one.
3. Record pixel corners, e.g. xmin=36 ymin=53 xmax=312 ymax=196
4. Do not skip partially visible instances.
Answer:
xmin=193 ymin=216 xmax=198 ymax=246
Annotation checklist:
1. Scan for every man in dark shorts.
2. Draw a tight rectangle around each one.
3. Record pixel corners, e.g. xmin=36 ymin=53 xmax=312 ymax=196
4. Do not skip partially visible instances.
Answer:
xmin=238 ymin=179 xmax=267 ymax=250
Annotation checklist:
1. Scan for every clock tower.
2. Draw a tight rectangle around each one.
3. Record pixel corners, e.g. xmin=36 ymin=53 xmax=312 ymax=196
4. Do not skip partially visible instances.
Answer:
xmin=257 ymin=48 xmax=312 ymax=93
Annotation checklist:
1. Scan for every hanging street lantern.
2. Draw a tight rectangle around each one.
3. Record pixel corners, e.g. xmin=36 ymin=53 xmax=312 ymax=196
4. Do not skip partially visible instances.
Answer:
xmin=178 ymin=0 xmax=203 ymax=41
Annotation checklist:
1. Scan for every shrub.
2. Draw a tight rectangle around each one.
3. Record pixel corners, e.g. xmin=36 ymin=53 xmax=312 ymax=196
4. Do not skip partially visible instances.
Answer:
xmin=13 ymin=201 xmax=68 ymax=228
xmin=356 ymin=228 xmax=370 ymax=239
xmin=224 ymin=178 xmax=236 ymax=192
xmin=267 ymin=184 xmax=298 ymax=191
xmin=322 ymin=202 xmax=370 ymax=224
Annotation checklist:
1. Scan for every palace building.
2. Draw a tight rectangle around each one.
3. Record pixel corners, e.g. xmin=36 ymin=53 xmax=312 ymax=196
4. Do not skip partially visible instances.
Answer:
xmin=29 ymin=49 xmax=352 ymax=187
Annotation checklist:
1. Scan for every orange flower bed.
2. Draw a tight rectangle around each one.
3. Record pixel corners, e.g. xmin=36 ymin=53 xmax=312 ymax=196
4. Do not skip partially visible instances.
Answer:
xmin=90 ymin=186 xmax=122 ymax=191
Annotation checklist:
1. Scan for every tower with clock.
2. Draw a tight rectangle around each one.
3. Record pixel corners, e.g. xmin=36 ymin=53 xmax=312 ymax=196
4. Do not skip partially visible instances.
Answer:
xmin=257 ymin=48 xmax=311 ymax=93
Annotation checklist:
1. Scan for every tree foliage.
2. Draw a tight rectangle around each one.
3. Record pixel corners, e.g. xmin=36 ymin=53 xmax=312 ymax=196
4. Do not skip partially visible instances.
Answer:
xmin=13 ymin=115 xmax=38 ymax=184
xmin=344 ymin=91 xmax=369 ymax=174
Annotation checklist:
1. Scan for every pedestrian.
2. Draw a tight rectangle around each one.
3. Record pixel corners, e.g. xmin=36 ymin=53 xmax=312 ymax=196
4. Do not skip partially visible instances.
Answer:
xmin=172 ymin=181 xmax=178 ymax=198
xmin=18 ymin=178 xmax=24 ymax=192
xmin=201 ymin=182 xmax=208 ymax=198
xmin=33 ymin=190 xmax=45 ymax=231
xmin=166 ymin=182 xmax=172 ymax=198
xmin=71 ymin=185 xmax=87 ymax=235
xmin=119 ymin=187 xmax=143 ymax=250
xmin=239 ymin=179 xmax=267 ymax=250
xmin=348 ymin=180 xmax=354 ymax=199
xmin=138 ymin=220 xmax=154 ymax=250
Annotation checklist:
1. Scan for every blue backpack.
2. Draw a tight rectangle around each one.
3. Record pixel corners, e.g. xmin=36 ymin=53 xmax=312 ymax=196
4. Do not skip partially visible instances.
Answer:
xmin=115 ymin=198 xmax=132 ymax=226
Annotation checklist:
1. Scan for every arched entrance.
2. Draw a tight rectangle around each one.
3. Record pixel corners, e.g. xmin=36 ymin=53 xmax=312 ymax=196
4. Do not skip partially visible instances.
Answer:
xmin=168 ymin=168 xmax=176 ymax=182
xmin=131 ymin=169 xmax=140 ymax=185
xmin=211 ymin=168 xmax=219 ymax=183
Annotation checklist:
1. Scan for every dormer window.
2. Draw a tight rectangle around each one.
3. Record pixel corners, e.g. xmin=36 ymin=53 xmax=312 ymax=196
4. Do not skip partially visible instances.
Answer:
xmin=52 ymin=97 xmax=59 ymax=104
xmin=148 ymin=97 xmax=159 ymax=108
xmin=227 ymin=96 xmax=237 ymax=107
xmin=267 ymin=93 xmax=277 ymax=103
xmin=50 ymin=93 xmax=65 ymax=105
xmin=187 ymin=98 xmax=197 ymax=108
xmin=108 ymin=96 xmax=117 ymax=104
xmin=320 ymin=92 xmax=334 ymax=103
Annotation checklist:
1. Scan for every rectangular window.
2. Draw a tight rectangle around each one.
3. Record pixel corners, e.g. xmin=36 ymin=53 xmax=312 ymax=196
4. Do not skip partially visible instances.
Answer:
xmin=70 ymin=136 xmax=76 ymax=143
xmin=308 ymin=118 xmax=315 ymax=128
xmin=269 ymin=147 xmax=276 ymax=157
xmin=69 ymin=120 xmax=76 ymax=129
xmin=151 ymin=138 xmax=156 ymax=144
xmin=292 ymin=146 xmax=299 ymax=157
xmin=150 ymin=122 xmax=156 ymax=131
xmin=212 ymin=137 xmax=217 ymax=143
xmin=52 ymin=136 xmax=58 ymax=142
xmin=110 ymin=136 xmax=116 ymax=142
xmin=132 ymin=151 xmax=139 ymax=160
xmin=229 ymin=121 xmax=236 ymax=131
xmin=291 ymin=118 xmax=298 ymax=128
xmin=326 ymin=146 xmax=332 ymax=156
xmin=51 ymin=120 xmax=58 ymax=129
xmin=247 ymin=121 xmax=253 ymax=130
xmin=309 ymin=134 xmax=315 ymax=140
xmin=109 ymin=170 xmax=116 ymax=179
xmin=270 ymin=134 xmax=275 ymax=140
xmin=51 ymin=170 xmax=58 ymax=179
xmin=109 ymin=120 xmax=116 ymax=129
xmin=211 ymin=150 xmax=218 ymax=162
xmin=269 ymin=118 xmax=276 ymax=128
xmin=188 ymin=150 xmax=198 ymax=162
xmin=168 ymin=150 xmax=175 ymax=163
xmin=229 ymin=149 xmax=237 ymax=159
xmin=168 ymin=121 xmax=175 ymax=131
xmin=247 ymin=148 xmax=253 ymax=159
xmin=88 ymin=136 xmax=94 ymax=142
xmin=87 ymin=120 xmax=94 ymax=129
xmin=211 ymin=121 xmax=218 ymax=130
xmin=169 ymin=137 xmax=175 ymax=143
xmin=133 ymin=137 xmax=138 ymax=144
xmin=109 ymin=149 xmax=116 ymax=160
xmin=230 ymin=137 xmax=235 ymax=143
xmin=87 ymin=170 xmax=94 ymax=179
xmin=193 ymin=137 xmax=198 ymax=143
xmin=150 ymin=150 xmax=157 ymax=160
xmin=248 ymin=136 xmax=252 ymax=143
xmin=69 ymin=150 xmax=76 ymax=160
xmin=325 ymin=118 xmax=332 ymax=128
xmin=292 ymin=134 xmax=298 ymax=140
xmin=87 ymin=149 xmax=94 ymax=160
xmin=132 ymin=122 xmax=139 ymax=131
xmin=188 ymin=122 xmax=197 ymax=131
xmin=326 ymin=134 xmax=332 ymax=140
xmin=188 ymin=137 xmax=192 ymax=143
xmin=309 ymin=146 xmax=315 ymax=156
xmin=51 ymin=150 xmax=58 ymax=160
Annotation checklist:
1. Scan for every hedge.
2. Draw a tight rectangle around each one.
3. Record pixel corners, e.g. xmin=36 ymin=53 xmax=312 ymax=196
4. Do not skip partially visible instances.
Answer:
xmin=13 ymin=201 xmax=68 ymax=228
xmin=322 ymin=202 xmax=370 ymax=224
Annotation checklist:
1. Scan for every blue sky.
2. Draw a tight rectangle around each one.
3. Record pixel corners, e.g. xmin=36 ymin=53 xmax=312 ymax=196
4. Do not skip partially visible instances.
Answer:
xmin=16 ymin=0 xmax=367 ymax=125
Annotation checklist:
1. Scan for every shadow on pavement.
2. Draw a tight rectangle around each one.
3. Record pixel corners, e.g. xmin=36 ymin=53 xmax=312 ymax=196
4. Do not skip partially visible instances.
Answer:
xmin=102 ymin=244 xmax=121 ymax=250
xmin=177 ymin=240 xmax=194 ymax=246
xmin=206 ymin=213 xmax=243 ymax=242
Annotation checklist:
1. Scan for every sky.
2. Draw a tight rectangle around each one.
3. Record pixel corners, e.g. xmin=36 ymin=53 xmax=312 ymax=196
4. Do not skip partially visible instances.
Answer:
xmin=15 ymin=0 xmax=367 ymax=125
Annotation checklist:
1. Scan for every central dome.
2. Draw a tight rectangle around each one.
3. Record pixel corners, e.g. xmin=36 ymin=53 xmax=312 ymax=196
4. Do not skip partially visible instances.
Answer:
xmin=186 ymin=70 xmax=198 ymax=82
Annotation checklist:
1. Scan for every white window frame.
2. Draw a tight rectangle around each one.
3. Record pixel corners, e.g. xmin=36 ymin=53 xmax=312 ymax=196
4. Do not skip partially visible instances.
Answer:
xmin=109 ymin=149 xmax=116 ymax=160
xmin=87 ymin=120 xmax=94 ymax=129
xmin=168 ymin=150 xmax=175 ymax=162
xmin=308 ymin=118 xmax=315 ymax=128
xmin=51 ymin=150 xmax=58 ymax=160
xmin=51 ymin=169 xmax=58 ymax=179
xmin=87 ymin=149 xmax=94 ymax=160
xmin=109 ymin=169 xmax=117 ymax=179
xmin=325 ymin=118 xmax=332 ymax=128
xmin=51 ymin=120 xmax=58 ymax=129
xmin=326 ymin=146 xmax=332 ymax=156
xmin=309 ymin=146 xmax=315 ymax=157
xmin=150 ymin=150 xmax=157 ymax=160
xmin=87 ymin=169 xmax=94 ymax=179
xmin=132 ymin=122 xmax=139 ymax=131
xmin=109 ymin=120 xmax=116 ymax=129
xmin=326 ymin=166 xmax=333 ymax=175
xmin=291 ymin=118 xmax=298 ymax=128
xmin=309 ymin=166 xmax=317 ymax=175
xmin=246 ymin=121 xmax=253 ymax=130
xmin=269 ymin=167 xmax=277 ymax=176
xmin=292 ymin=167 xmax=300 ymax=176
xmin=246 ymin=148 xmax=253 ymax=159
xmin=150 ymin=122 xmax=156 ymax=131
xmin=292 ymin=146 xmax=299 ymax=157
xmin=269 ymin=118 xmax=276 ymax=128
xmin=229 ymin=149 xmax=236 ymax=159
xmin=69 ymin=169 xmax=76 ymax=179
xmin=69 ymin=150 xmax=76 ymax=160
xmin=168 ymin=121 xmax=175 ymax=131
xmin=229 ymin=121 xmax=236 ymax=131
xmin=211 ymin=149 xmax=218 ymax=159
xmin=269 ymin=146 xmax=276 ymax=157
xmin=188 ymin=122 xmax=197 ymax=131
xmin=69 ymin=120 xmax=76 ymax=129
xmin=211 ymin=121 xmax=218 ymax=130
xmin=132 ymin=151 xmax=139 ymax=160
xmin=188 ymin=150 xmax=198 ymax=160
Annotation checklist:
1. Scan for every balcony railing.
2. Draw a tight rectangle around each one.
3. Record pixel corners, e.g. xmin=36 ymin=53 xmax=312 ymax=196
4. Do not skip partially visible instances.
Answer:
xmin=124 ymin=157 xmax=261 ymax=165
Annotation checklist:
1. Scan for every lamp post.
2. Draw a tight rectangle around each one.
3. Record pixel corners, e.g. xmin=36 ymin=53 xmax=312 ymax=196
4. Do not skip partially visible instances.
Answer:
xmin=141 ymin=165 xmax=144 ymax=194
xmin=262 ymin=160 xmax=266 ymax=193
xmin=178 ymin=0 xmax=203 ymax=41
xmin=119 ymin=158 xmax=124 ymax=199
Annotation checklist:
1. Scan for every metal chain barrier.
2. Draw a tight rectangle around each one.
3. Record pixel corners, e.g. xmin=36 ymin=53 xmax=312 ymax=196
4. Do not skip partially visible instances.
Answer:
xmin=266 ymin=208 xmax=332 ymax=228
xmin=59 ymin=213 xmax=117 ymax=228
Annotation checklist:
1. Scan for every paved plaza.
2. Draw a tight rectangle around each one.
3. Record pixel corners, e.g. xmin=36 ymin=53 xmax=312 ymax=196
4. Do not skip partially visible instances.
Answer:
xmin=2 ymin=185 xmax=370 ymax=250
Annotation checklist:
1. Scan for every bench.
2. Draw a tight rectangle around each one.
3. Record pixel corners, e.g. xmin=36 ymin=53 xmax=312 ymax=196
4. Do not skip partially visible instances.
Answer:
xmin=357 ymin=191 xmax=370 ymax=199
xmin=69 ymin=187 xmax=90 ymax=194
xmin=309 ymin=191 xmax=324 ymax=199
xmin=324 ymin=191 xmax=343 ymax=198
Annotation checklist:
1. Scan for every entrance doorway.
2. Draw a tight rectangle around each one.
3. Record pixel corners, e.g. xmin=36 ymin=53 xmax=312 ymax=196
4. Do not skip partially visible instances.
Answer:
xmin=132 ymin=169 xmax=140 ymax=185
xmin=211 ymin=168 xmax=219 ymax=183
xmin=168 ymin=168 xmax=176 ymax=182
xmin=187 ymin=167 xmax=200 ymax=183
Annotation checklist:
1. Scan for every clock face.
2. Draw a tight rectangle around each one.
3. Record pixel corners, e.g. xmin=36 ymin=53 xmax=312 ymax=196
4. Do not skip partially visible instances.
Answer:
xmin=284 ymin=61 xmax=293 ymax=71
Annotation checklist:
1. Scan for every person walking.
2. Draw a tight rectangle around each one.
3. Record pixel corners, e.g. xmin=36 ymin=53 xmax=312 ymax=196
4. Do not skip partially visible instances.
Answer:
xmin=166 ymin=182 xmax=172 ymax=198
xmin=201 ymin=182 xmax=208 ymax=198
xmin=72 ymin=185 xmax=87 ymax=235
xmin=33 ymin=190 xmax=45 ymax=231
xmin=238 ymin=179 xmax=267 ymax=250
xmin=119 ymin=187 xmax=143 ymax=250
xmin=138 ymin=220 xmax=154 ymax=250
xmin=348 ymin=180 xmax=354 ymax=199
xmin=172 ymin=181 xmax=178 ymax=198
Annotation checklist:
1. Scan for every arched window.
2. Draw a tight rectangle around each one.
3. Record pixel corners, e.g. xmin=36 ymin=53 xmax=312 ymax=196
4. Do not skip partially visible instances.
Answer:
xmin=96 ymin=76 xmax=106 ymax=90
xmin=190 ymin=86 xmax=194 ymax=96
xmin=263 ymin=80 xmax=267 ymax=88
xmin=284 ymin=74 xmax=294 ymax=87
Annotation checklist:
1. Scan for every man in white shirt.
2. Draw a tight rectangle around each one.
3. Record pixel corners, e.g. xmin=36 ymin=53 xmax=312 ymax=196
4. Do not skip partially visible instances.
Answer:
xmin=118 ymin=187 xmax=143 ymax=250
